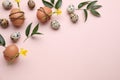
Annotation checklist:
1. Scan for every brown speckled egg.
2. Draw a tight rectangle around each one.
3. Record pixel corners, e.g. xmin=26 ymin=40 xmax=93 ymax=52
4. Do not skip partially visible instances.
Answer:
xmin=3 ymin=44 xmax=19 ymax=63
xmin=9 ymin=8 xmax=25 ymax=28
xmin=37 ymin=7 xmax=52 ymax=23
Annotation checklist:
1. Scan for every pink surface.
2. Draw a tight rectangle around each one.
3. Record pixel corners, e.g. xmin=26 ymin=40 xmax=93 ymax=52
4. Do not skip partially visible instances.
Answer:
xmin=0 ymin=0 xmax=120 ymax=80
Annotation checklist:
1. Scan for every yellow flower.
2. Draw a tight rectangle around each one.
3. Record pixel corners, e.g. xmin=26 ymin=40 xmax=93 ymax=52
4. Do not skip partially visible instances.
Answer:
xmin=55 ymin=9 xmax=62 ymax=15
xmin=15 ymin=0 xmax=20 ymax=8
xmin=15 ymin=0 xmax=20 ymax=3
xmin=20 ymin=48 xmax=28 ymax=56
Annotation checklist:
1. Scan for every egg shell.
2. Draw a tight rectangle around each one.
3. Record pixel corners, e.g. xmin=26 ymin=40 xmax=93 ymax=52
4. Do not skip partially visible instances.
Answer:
xmin=9 ymin=8 xmax=25 ymax=27
xmin=2 ymin=0 xmax=12 ymax=10
xmin=67 ymin=4 xmax=75 ymax=14
xmin=0 ymin=19 xmax=9 ymax=28
xmin=10 ymin=32 xmax=21 ymax=42
xmin=3 ymin=44 xmax=19 ymax=62
xmin=37 ymin=7 xmax=52 ymax=23
xmin=28 ymin=0 xmax=35 ymax=9
xmin=51 ymin=20 xmax=60 ymax=30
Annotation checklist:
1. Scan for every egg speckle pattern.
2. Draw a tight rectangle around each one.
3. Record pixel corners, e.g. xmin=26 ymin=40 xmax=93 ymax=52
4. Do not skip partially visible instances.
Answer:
xmin=70 ymin=13 xmax=79 ymax=23
xmin=67 ymin=4 xmax=75 ymax=14
xmin=2 ymin=0 xmax=12 ymax=10
xmin=51 ymin=20 xmax=60 ymax=30
xmin=0 ymin=19 xmax=9 ymax=28
xmin=10 ymin=32 xmax=21 ymax=42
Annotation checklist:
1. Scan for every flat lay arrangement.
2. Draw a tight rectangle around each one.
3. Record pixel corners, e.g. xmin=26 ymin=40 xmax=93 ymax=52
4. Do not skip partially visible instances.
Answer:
xmin=0 ymin=0 xmax=102 ymax=64
xmin=1 ymin=0 xmax=120 ymax=80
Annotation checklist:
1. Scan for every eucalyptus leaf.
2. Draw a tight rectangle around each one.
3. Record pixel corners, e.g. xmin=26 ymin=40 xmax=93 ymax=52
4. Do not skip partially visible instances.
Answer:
xmin=25 ymin=23 xmax=32 ymax=37
xmin=0 ymin=34 xmax=6 ymax=46
xmin=78 ymin=1 xmax=89 ymax=9
xmin=84 ymin=9 xmax=88 ymax=22
xmin=91 ymin=5 xmax=102 ymax=10
xmin=42 ymin=0 xmax=53 ymax=8
xmin=50 ymin=0 xmax=55 ymax=4
xmin=87 ymin=1 xmax=97 ymax=9
xmin=31 ymin=23 xmax=39 ymax=36
xmin=55 ymin=0 xmax=62 ymax=9
xmin=90 ymin=9 xmax=100 ymax=17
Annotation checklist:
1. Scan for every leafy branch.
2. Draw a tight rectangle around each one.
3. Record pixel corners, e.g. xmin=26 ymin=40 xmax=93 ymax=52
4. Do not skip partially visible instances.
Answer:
xmin=24 ymin=23 xmax=42 ymax=42
xmin=78 ymin=0 xmax=102 ymax=22
xmin=42 ymin=0 xmax=62 ymax=9
xmin=0 ymin=34 xmax=6 ymax=47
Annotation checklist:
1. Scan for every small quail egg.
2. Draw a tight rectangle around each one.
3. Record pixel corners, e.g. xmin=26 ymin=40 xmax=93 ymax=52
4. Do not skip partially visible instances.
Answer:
xmin=70 ymin=13 xmax=79 ymax=23
xmin=28 ymin=0 xmax=35 ymax=9
xmin=67 ymin=4 xmax=75 ymax=14
xmin=0 ymin=19 xmax=9 ymax=28
xmin=2 ymin=0 xmax=12 ymax=10
xmin=51 ymin=20 xmax=60 ymax=30
xmin=10 ymin=32 xmax=21 ymax=42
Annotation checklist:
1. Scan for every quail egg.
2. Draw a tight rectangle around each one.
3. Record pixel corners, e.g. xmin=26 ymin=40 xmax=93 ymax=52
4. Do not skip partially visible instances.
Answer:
xmin=51 ymin=20 xmax=60 ymax=30
xmin=2 ymin=0 xmax=12 ymax=10
xmin=0 ymin=19 xmax=9 ymax=28
xmin=10 ymin=32 xmax=21 ymax=42
xmin=28 ymin=0 xmax=35 ymax=10
xmin=67 ymin=4 xmax=75 ymax=14
xmin=70 ymin=13 xmax=79 ymax=23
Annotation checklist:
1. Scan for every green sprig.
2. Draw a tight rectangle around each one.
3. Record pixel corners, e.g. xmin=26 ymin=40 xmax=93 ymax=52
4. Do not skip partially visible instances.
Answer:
xmin=42 ymin=0 xmax=62 ymax=9
xmin=24 ymin=23 xmax=42 ymax=42
xmin=0 ymin=34 xmax=6 ymax=47
xmin=77 ymin=0 xmax=102 ymax=22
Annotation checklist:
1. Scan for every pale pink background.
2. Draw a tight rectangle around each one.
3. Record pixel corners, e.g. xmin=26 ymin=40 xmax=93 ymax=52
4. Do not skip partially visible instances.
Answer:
xmin=0 ymin=0 xmax=120 ymax=80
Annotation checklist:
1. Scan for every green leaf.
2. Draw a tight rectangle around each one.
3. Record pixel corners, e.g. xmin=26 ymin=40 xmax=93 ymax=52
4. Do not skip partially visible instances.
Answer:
xmin=33 ymin=32 xmax=43 ymax=35
xmin=0 ymin=34 xmax=6 ymax=46
xmin=26 ymin=23 xmax=32 ymax=37
xmin=50 ymin=0 xmax=55 ymax=4
xmin=90 ymin=9 xmax=100 ymax=17
xmin=87 ymin=1 xmax=97 ymax=9
xmin=42 ymin=0 xmax=53 ymax=8
xmin=55 ymin=0 xmax=62 ymax=9
xmin=78 ymin=1 xmax=89 ymax=9
xmin=91 ymin=5 xmax=102 ymax=10
xmin=31 ymin=23 xmax=39 ymax=36
xmin=84 ymin=9 xmax=88 ymax=22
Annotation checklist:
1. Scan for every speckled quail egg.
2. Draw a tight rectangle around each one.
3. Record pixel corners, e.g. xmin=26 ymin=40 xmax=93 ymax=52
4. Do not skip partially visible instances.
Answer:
xmin=2 ymin=0 xmax=12 ymax=10
xmin=28 ymin=0 xmax=35 ymax=10
xmin=67 ymin=4 xmax=75 ymax=14
xmin=0 ymin=19 xmax=9 ymax=28
xmin=51 ymin=20 xmax=60 ymax=30
xmin=70 ymin=13 xmax=79 ymax=23
xmin=10 ymin=32 xmax=21 ymax=42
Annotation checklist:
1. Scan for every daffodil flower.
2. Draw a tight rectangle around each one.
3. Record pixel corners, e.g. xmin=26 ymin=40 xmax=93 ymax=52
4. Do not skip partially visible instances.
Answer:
xmin=20 ymin=48 xmax=28 ymax=56
xmin=15 ymin=0 xmax=20 ymax=3
xmin=15 ymin=0 xmax=20 ymax=8
xmin=54 ymin=9 xmax=62 ymax=15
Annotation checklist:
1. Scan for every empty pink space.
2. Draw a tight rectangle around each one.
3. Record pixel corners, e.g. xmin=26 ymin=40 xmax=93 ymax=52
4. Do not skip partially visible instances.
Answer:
xmin=0 ymin=0 xmax=120 ymax=80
